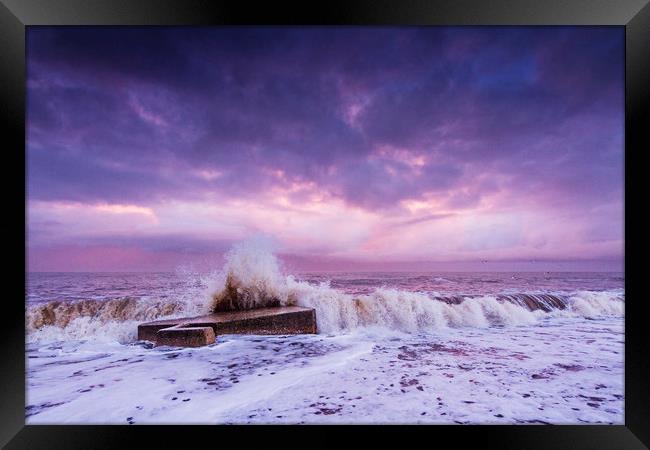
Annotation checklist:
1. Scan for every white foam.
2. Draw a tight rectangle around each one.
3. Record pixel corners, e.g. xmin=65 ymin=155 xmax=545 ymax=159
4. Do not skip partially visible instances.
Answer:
xmin=27 ymin=318 xmax=142 ymax=344
xmin=567 ymin=290 xmax=624 ymax=318
xmin=26 ymin=317 xmax=625 ymax=424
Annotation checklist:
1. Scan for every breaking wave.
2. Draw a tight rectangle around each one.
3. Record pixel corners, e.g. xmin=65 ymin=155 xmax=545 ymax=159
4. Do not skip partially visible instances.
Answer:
xmin=26 ymin=238 xmax=624 ymax=343
xmin=286 ymin=283 xmax=624 ymax=333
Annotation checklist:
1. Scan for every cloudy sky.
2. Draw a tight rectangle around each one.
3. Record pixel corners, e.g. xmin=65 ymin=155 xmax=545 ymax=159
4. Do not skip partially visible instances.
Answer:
xmin=26 ymin=26 xmax=624 ymax=272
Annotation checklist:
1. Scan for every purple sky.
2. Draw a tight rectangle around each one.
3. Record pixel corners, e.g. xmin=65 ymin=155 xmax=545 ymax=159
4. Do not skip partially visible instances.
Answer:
xmin=26 ymin=27 xmax=624 ymax=272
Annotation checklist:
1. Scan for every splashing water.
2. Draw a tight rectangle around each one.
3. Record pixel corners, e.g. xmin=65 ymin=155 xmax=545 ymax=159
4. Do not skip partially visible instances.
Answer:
xmin=210 ymin=237 xmax=293 ymax=311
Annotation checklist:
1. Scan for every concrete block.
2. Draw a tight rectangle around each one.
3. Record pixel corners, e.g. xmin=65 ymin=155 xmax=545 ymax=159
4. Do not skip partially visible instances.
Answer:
xmin=137 ymin=318 xmax=185 ymax=342
xmin=155 ymin=326 xmax=216 ymax=347
xmin=138 ymin=306 xmax=317 ymax=347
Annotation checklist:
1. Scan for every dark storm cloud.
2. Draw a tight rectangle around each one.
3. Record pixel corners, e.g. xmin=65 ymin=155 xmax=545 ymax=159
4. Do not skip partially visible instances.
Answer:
xmin=27 ymin=26 xmax=623 ymax=211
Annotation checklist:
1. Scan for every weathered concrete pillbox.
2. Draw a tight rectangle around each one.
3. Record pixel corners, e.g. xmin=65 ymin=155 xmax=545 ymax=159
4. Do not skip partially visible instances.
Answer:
xmin=138 ymin=306 xmax=317 ymax=347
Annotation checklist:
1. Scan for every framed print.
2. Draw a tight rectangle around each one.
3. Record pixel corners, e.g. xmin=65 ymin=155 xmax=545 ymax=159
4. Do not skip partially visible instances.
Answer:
xmin=1 ymin=0 xmax=648 ymax=448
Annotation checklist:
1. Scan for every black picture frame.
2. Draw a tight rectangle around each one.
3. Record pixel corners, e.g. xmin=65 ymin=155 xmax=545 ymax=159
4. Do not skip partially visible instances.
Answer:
xmin=2 ymin=0 xmax=647 ymax=447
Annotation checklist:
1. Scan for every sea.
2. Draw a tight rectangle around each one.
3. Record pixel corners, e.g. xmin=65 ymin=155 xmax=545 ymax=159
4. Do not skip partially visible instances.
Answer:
xmin=26 ymin=244 xmax=624 ymax=424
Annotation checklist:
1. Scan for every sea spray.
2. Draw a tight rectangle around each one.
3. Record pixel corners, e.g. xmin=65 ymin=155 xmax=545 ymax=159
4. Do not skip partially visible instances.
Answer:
xmin=209 ymin=237 xmax=294 ymax=311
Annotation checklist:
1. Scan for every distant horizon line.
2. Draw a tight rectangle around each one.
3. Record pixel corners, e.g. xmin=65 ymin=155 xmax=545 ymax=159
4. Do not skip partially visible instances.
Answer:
xmin=25 ymin=269 xmax=625 ymax=274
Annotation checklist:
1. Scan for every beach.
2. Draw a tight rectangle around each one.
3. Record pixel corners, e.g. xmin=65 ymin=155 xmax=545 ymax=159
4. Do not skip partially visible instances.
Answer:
xmin=27 ymin=316 xmax=623 ymax=424
xmin=26 ymin=256 xmax=624 ymax=424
